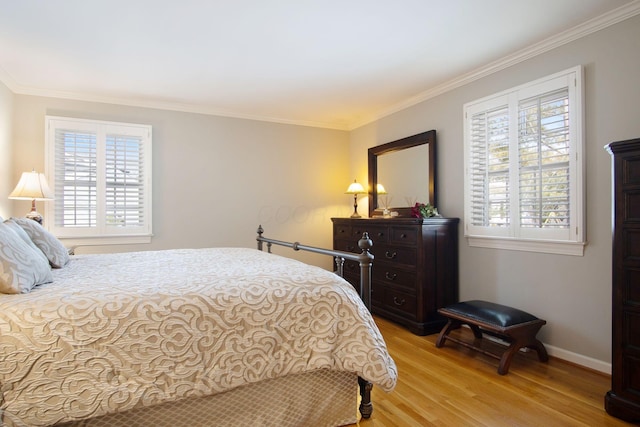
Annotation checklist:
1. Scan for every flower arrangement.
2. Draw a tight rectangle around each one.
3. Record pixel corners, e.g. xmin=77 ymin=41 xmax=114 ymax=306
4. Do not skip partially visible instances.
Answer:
xmin=411 ymin=202 xmax=438 ymax=218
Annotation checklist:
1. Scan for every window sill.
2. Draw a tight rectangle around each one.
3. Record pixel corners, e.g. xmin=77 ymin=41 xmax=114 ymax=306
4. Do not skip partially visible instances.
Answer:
xmin=59 ymin=235 xmax=152 ymax=253
xmin=466 ymin=235 xmax=585 ymax=256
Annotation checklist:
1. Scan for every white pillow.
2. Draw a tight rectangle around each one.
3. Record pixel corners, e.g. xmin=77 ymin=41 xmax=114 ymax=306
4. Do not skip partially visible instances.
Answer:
xmin=0 ymin=222 xmax=53 ymax=294
xmin=3 ymin=220 xmax=49 ymax=265
xmin=11 ymin=217 xmax=70 ymax=268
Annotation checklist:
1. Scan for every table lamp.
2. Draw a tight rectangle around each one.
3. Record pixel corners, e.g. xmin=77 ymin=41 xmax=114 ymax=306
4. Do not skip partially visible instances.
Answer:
xmin=345 ymin=179 xmax=366 ymax=218
xmin=9 ymin=170 xmax=55 ymax=225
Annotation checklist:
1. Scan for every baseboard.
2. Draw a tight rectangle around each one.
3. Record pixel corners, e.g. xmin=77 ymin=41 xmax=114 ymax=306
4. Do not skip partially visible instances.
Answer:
xmin=544 ymin=343 xmax=611 ymax=375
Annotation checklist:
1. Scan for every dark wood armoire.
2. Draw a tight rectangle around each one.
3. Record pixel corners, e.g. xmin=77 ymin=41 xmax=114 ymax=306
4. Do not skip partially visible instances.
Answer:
xmin=605 ymin=138 xmax=640 ymax=422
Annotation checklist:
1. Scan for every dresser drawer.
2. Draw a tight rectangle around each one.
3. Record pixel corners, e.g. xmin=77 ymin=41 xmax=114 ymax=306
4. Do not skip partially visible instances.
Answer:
xmin=341 ymin=259 xmax=360 ymax=275
xmin=373 ymin=262 xmax=416 ymax=291
xmin=342 ymin=272 xmax=360 ymax=293
xmin=372 ymin=243 xmax=417 ymax=266
xmin=372 ymin=280 xmax=383 ymax=304
xmin=333 ymin=224 xmax=351 ymax=240
xmin=389 ymin=226 xmax=419 ymax=246
xmin=380 ymin=286 xmax=416 ymax=319
xmin=335 ymin=238 xmax=359 ymax=253
xmin=355 ymin=225 xmax=388 ymax=244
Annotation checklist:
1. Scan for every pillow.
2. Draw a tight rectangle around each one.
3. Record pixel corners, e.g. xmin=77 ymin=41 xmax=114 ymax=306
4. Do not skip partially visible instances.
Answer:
xmin=11 ymin=217 xmax=70 ymax=268
xmin=3 ymin=220 xmax=50 ymax=265
xmin=0 ymin=222 xmax=53 ymax=294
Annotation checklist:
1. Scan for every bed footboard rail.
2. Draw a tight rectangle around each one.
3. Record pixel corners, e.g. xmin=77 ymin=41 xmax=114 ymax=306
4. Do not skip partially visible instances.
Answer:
xmin=256 ymin=225 xmax=376 ymax=419
xmin=256 ymin=225 xmax=374 ymax=311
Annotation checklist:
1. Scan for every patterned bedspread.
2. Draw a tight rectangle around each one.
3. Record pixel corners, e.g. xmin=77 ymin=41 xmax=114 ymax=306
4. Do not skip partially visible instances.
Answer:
xmin=0 ymin=248 xmax=397 ymax=426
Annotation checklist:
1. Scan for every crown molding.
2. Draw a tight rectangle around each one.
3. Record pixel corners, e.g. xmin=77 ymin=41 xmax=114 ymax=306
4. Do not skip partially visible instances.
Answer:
xmin=348 ymin=0 xmax=640 ymax=130
xmin=4 ymin=81 xmax=350 ymax=131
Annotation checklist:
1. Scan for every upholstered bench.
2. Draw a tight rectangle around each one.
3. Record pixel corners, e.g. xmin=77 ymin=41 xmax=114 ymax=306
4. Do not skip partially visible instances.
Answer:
xmin=436 ymin=300 xmax=548 ymax=375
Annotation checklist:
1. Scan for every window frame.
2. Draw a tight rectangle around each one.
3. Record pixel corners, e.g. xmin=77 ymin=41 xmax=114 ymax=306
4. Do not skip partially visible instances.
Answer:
xmin=463 ymin=66 xmax=585 ymax=256
xmin=45 ymin=116 xmax=153 ymax=247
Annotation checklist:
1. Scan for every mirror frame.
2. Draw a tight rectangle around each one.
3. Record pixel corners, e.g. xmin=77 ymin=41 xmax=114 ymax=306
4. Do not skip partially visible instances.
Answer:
xmin=368 ymin=130 xmax=436 ymax=217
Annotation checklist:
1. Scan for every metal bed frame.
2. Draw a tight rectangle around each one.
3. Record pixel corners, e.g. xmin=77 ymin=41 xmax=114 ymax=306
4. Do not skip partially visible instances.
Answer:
xmin=256 ymin=225 xmax=376 ymax=418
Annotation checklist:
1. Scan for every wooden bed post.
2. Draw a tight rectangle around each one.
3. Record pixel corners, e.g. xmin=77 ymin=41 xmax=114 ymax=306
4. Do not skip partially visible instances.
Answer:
xmin=356 ymin=232 xmax=374 ymax=418
xmin=257 ymin=225 xmax=264 ymax=251
xmin=356 ymin=232 xmax=373 ymax=310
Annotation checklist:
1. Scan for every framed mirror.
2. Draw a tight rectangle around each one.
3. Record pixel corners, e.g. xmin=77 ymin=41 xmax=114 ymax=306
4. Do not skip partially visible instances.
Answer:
xmin=368 ymin=130 xmax=436 ymax=217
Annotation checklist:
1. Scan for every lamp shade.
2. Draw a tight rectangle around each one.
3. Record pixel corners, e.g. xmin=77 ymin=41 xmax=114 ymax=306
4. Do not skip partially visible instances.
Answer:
xmin=345 ymin=180 xmax=365 ymax=194
xmin=9 ymin=171 xmax=55 ymax=200
xmin=376 ymin=183 xmax=387 ymax=195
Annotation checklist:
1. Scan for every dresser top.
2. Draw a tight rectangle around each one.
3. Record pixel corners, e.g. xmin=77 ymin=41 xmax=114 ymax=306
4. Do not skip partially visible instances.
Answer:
xmin=331 ymin=217 xmax=459 ymax=225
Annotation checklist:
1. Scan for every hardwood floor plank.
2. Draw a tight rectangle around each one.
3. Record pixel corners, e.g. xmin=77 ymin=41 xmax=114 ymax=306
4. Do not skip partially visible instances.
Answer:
xmin=349 ymin=316 xmax=635 ymax=426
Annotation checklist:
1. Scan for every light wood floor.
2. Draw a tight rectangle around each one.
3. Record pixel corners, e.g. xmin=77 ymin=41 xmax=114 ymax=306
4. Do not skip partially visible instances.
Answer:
xmin=350 ymin=316 xmax=636 ymax=427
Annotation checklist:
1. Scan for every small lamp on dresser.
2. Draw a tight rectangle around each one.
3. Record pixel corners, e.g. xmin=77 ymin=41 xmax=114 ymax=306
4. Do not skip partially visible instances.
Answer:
xmin=345 ymin=179 xmax=366 ymax=218
xmin=9 ymin=170 xmax=55 ymax=225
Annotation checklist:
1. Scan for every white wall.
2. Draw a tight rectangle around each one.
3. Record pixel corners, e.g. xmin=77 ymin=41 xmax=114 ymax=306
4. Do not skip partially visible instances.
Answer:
xmin=0 ymin=80 xmax=13 ymax=219
xmin=10 ymin=96 xmax=352 ymax=267
xmin=350 ymin=14 xmax=640 ymax=369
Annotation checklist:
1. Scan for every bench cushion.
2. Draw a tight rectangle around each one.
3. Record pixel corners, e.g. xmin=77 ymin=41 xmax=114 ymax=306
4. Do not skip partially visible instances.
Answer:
xmin=441 ymin=300 xmax=539 ymax=328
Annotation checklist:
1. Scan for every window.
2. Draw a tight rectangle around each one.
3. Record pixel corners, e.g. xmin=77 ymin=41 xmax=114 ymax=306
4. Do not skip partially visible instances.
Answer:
xmin=463 ymin=66 xmax=584 ymax=256
xmin=45 ymin=116 xmax=152 ymax=246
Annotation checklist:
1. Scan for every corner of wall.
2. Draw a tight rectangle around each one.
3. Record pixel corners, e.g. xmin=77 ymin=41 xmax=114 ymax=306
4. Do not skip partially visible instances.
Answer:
xmin=0 ymin=80 xmax=14 ymax=219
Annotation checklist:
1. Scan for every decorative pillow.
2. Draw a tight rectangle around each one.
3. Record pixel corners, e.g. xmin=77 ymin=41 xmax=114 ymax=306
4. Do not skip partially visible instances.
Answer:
xmin=4 ymin=220 xmax=50 ymax=265
xmin=11 ymin=217 xmax=70 ymax=268
xmin=0 ymin=222 xmax=53 ymax=294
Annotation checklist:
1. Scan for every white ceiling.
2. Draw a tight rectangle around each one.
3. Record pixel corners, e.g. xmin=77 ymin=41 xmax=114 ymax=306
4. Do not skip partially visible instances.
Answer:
xmin=1 ymin=0 xmax=638 ymax=130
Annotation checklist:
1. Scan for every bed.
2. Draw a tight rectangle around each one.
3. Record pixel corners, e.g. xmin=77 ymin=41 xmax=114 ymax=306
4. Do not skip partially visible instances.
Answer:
xmin=0 ymin=219 xmax=397 ymax=427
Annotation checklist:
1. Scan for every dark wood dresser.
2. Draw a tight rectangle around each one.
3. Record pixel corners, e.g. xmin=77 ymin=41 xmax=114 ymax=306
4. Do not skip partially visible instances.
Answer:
xmin=332 ymin=217 xmax=459 ymax=335
xmin=605 ymin=138 xmax=640 ymax=422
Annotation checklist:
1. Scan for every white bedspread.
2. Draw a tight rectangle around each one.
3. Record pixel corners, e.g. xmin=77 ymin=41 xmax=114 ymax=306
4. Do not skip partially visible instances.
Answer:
xmin=0 ymin=248 xmax=397 ymax=426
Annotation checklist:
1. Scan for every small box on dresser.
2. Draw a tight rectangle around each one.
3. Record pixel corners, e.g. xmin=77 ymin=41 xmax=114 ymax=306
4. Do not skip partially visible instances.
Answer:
xmin=332 ymin=217 xmax=459 ymax=335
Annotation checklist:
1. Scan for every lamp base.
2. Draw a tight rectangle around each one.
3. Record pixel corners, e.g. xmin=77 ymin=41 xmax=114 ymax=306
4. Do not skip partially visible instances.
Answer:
xmin=26 ymin=209 xmax=43 ymax=225
xmin=350 ymin=212 xmax=362 ymax=218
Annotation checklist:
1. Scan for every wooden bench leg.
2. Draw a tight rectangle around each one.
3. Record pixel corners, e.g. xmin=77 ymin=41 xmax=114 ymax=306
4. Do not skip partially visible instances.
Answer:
xmin=469 ymin=324 xmax=483 ymax=339
xmin=498 ymin=342 xmax=521 ymax=375
xmin=436 ymin=319 xmax=460 ymax=347
xmin=497 ymin=325 xmax=548 ymax=375
xmin=531 ymin=339 xmax=549 ymax=363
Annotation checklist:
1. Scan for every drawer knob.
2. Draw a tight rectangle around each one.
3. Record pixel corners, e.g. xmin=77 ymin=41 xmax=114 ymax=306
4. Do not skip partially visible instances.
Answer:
xmin=385 ymin=251 xmax=397 ymax=259
xmin=377 ymin=232 xmax=384 ymax=237
xmin=385 ymin=272 xmax=397 ymax=281
xmin=393 ymin=297 xmax=405 ymax=306
xmin=400 ymin=233 xmax=407 ymax=238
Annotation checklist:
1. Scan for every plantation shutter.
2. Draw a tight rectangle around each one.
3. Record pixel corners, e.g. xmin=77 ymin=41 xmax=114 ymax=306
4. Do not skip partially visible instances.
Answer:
xmin=518 ymin=89 xmax=570 ymax=229
xmin=54 ymin=129 xmax=98 ymax=228
xmin=469 ymin=104 xmax=510 ymax=228
xmin=105 ymin=134 xmax=146 ymax=228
